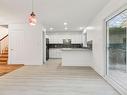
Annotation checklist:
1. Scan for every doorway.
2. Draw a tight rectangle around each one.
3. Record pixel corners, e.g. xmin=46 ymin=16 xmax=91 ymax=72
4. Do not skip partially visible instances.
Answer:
xmin=106 ymin=9 xmax=127 ymax=89
xmin=0 ymin=25 xmax=8 ymax=65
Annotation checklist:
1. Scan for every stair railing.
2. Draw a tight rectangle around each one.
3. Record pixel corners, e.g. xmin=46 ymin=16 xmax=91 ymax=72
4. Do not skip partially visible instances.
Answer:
xmin=0 ymin=35 xmax=8 ymax=54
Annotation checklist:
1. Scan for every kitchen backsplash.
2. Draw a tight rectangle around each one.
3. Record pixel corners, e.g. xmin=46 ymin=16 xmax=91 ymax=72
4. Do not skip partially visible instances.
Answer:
xmin=48 ymin=44 xmax=83 ymax=48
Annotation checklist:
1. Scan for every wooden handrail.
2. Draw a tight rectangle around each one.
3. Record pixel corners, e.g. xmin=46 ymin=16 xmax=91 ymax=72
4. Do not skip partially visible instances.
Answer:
xmin=0 ymin=34 xmax=8 ymax=41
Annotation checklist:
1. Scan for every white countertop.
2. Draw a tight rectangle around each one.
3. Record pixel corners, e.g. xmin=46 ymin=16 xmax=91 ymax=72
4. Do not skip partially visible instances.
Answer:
xmin=49 ymin=48 xmax=91 ymax=51
xmin=61 ymin=48 xmax=90 ymax=51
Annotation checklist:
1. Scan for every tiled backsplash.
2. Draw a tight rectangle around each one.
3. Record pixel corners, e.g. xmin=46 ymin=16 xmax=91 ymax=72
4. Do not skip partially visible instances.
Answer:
xmin=48 ymin=44 xmax=83 ymax=48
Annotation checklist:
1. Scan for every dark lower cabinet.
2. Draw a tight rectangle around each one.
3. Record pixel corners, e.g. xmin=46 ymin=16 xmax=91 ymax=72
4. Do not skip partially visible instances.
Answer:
xmin=46 ymin=38 xmax=49 ymax=60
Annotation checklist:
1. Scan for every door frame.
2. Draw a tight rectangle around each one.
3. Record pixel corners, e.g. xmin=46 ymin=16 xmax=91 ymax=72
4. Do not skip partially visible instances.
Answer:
xmin=104 ymin=4 xmax=127 ymax=76
xmin=103 ymin=4 xmax=127 ymax=95
xmin=0 ymin=25 xmax=9 ymax=63
xmin=42 ymin=30 xmax=46 ymax=64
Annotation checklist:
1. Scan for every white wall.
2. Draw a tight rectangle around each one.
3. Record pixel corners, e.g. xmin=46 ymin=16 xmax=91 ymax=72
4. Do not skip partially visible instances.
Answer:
xmin=8 ymin=24 xmax=44 ymax=65
xmin=87 ymin=0 xmax=127 ymax=76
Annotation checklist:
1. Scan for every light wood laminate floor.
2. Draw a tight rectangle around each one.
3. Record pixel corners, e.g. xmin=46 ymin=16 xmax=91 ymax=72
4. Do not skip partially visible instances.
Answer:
xmin=0 ymin=59 xmax=120 ymax=95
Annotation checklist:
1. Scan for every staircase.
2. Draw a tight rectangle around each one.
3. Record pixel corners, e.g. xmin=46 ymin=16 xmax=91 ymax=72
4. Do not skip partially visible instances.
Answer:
xmin=0 ymin=35 xmax=24 ymax=76
xmin=0 ymin=48 xmax=24 ymax=76
xmin=0 ymin=47 xmax=8 ymax=65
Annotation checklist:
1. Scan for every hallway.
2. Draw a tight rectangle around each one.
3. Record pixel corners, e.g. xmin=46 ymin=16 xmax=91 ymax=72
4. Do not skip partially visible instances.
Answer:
xmin=0 ymin=59 xmax=120 ymax=95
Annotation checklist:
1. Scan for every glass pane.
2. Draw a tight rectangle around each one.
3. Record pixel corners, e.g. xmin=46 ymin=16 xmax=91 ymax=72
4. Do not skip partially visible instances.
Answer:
xmin=107 ymin=9 xmax=127 ymax=89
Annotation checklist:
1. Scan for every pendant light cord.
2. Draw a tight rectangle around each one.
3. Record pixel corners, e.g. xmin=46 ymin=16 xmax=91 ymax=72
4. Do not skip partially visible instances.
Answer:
xmin=32 ymin=0 xmax=34 ymax=12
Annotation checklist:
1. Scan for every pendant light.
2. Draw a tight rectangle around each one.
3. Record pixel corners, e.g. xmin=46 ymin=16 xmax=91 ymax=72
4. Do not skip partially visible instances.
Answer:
xmin=28 ymin=0 xmax=37 ymax=26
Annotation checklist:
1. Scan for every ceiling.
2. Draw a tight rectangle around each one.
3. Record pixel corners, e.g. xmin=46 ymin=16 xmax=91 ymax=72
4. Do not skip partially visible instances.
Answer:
xmin=0 ymin=0 xmax=111 ymax=31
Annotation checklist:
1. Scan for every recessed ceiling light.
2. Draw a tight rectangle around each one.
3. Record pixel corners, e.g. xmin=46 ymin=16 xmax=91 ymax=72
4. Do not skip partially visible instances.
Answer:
xmin=64 ymin=22 xmax=68 ymax=26
xmin=50 ymin=27 xmax=54 ymax=31
xmin=86 ymin=26 xmax=94 ymax=30
xmin=80 ymin=27 xmax=84 ymax=30
xmin=65 ymin=27 xmax=68 ymax=30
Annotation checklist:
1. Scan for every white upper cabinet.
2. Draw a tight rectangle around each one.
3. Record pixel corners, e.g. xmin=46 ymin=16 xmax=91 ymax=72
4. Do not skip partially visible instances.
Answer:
xmin=48 ymin=32 xmax=83 ymax=44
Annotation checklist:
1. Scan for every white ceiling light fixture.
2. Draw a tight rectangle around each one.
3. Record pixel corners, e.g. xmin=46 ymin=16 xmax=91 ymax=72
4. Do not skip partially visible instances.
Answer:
xmin=64 ymin=22 xmax=68 ymax=26
xmin=28 ymin=0 xmax=37 ymax=26
xmin=64 ymin=22 xmax=68 ymax=31
xmin=86 ymin=26 xmax=95 ymax=30
xmin=50 ymin=27 xmax=54 ymax=31
xmin=80 ymin=27 xmax=84 ymax=30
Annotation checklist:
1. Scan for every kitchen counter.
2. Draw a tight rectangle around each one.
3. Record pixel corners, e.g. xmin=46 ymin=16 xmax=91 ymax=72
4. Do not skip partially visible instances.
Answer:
xmin=62 ymin=48 xmax=89 ymax=51
xmin=49 ymin=48 xmax=91 ymax=59
xmin=62 ymin=48 xmax=93 ymax=66
xmin=49 ymin=48 xmax=62 ymax=59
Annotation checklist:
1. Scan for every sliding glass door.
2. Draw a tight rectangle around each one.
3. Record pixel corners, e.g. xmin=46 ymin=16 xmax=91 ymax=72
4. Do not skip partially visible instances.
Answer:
xmin=106 ymin=9 xmax=127 ymax=88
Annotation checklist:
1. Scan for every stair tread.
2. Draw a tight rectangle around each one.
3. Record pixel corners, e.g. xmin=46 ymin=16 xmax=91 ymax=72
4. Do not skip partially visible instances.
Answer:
xmin=0 ymin=60 xmax=7 ymax=62
xmin=0 ymin=46 xmax=23 ymax=74
xmin=0 ymin=47 xmax=8 ymax=65
xmin=0 ymin=55 xmax=8 ymax=57
xmin=0 ymin=62 xmax=7 ymax=64
xmin=1 ymin=53 xmax=8 ymax=54
xmin=0 ymin=57 xmax=7 ymax=59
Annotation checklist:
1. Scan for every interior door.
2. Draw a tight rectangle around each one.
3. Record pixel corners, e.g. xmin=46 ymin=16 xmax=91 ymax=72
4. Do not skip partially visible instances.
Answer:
xmin=9 ymin=31 xmax=25 ymax=64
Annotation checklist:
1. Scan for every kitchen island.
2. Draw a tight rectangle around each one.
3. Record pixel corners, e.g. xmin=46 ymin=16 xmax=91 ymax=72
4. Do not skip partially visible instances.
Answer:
xmin=62 ymin=48 xmax=93 ymax=66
